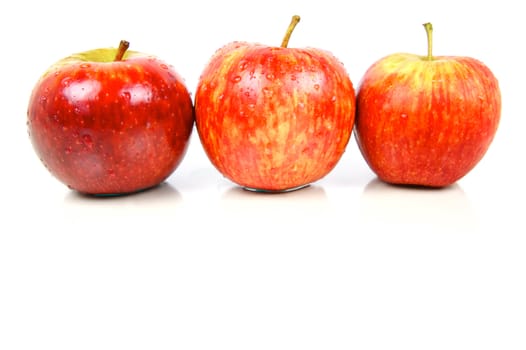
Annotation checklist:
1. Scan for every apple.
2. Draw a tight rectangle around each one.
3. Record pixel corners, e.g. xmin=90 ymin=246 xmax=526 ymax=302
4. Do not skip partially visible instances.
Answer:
xmin=194 ymin=15 xmax=356 ymax=192
xmin=27 ymin=40 xmax=194 ymax=195
xmin=354 ymin=23 xmax=501 ymax=187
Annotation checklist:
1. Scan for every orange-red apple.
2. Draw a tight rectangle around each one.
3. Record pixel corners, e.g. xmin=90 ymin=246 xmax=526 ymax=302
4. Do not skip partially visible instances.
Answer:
xmin=355 ymin=23 xmax=501 ymax=187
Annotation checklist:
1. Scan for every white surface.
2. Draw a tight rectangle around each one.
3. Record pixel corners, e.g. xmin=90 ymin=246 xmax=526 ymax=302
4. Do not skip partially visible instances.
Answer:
xmin=1 ymin=0 xmax=525 ymax=349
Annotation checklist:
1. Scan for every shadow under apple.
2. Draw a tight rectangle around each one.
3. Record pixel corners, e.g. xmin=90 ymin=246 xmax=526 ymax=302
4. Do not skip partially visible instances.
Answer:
xmin=64 ymin=181 xmax=182 ymax=215
xmin=219 ymin=184 xmax=330 ymax=230
xmin=358 ymin=178 xmax=480 ymax=233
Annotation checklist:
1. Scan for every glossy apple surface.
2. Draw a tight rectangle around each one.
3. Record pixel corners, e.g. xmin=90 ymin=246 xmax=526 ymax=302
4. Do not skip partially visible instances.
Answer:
xmin=27 ymin=41 xmax=194 ymax=195
xmin=195 ymin=16 xmax=355 ymax=192
xmin=354 ymin=23 xmax=501 ymax=187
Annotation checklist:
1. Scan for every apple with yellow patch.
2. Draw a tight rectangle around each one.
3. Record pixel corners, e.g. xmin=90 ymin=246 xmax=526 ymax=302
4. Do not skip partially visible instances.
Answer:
xmin=354 ymin=23 xmax=501 ymax=187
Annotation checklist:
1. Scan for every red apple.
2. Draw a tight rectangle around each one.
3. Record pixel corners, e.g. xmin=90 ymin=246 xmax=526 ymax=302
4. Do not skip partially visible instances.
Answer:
xmin=27 ymin=40 xmax=194 ymax=195
xmin=355 ymin=23 xmax=501 ymax=187
xmin=195 ymin=15 xmax=356 ymax=192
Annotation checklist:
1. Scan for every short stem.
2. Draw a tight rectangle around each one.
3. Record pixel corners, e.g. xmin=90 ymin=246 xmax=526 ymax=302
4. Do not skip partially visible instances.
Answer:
xmin=114 ymin=40 xmax=130 ymax=61
xmin=423 ymin=22 xmax=433 ymax=61
xmin=281 ymin=15 xmax=301 ymax=48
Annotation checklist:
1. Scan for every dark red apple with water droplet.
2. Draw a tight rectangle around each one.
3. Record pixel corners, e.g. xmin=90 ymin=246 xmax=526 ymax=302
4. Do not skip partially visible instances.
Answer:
xmin=27 ymin=41 xmax=194 ymax=195
xmin=195 ymin=16 xmax=356 ymax=192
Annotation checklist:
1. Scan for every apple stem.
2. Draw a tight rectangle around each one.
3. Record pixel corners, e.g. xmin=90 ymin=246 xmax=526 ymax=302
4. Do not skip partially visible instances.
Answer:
xmin=114 ymin=40 xmax=130 ymax=61
xmin=423 ymin=22 xmax=433 ymax=61
xmin=281 ymin=15 xmax=301 ymax=48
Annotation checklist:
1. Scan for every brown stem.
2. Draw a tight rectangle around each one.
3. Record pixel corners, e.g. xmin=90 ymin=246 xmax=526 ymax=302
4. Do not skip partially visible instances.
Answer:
xmin=114 ymin=40 xmax=130 ymax=61
xmin=281 ymin=15 xmax=301 ymax=48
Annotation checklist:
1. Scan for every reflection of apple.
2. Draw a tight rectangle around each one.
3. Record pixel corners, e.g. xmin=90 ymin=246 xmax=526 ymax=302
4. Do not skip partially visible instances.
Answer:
xmin=27 ymin=41 xmax=194 ymax=195
xmin=195 ymin=15 xmax=356 ymax=192
xmin=354 ymin=23 xmax=501 ymax=187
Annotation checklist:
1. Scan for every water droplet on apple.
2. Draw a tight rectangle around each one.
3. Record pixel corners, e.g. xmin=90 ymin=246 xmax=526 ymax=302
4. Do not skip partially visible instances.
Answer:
xmin=239 ymin=61 xmax=248 ymax=71
xmin=80 ymin=63 xmax=91 ymax=69
xmin=160 ymin=63 xmax=169 ymax=70
xmin=331 ymin=95 xmax=337 ymax=103
xmin=313 ymin=84 xmax=320 ymax=90
xmin=298 ymin=102 xmax=305 ymax=109
xmin=65 ymin=146 xmax=72 ymax=154
xmin=82 ymin=134 xmax=93 ymax=148
xmin=107 ymin=169 xmax=116 ymax=177
xmin=232 ymin=76 xmax=242 ymax=83
xmin=218 ymin=94 xmax=224 ymax=100
xmin=122 ymin=91 xmax=131 ymax=100
xmin=248 ymin=103 xmax=256 ymax=110
xmin=400 ymin=113 xmax=408 ymax=118
xmin=290 ymin=75 xmax=297 ymax=81
xmin=266 ymin=73 xmax=275 ymax=81
xmin=262 ymin=87 xmax=273 ymax=97
xmin=244 ymin=91 xmax=250 ymax=97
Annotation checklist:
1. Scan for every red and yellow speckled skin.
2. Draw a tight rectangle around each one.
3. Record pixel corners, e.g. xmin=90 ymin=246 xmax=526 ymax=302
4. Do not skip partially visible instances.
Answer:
xmin=195 ymin=42 xmax=355 ymax=191
xmin=355 ymin=53 xmax=501 ymax=187
xmin=27 ymin=51 xmax=194 ymax=195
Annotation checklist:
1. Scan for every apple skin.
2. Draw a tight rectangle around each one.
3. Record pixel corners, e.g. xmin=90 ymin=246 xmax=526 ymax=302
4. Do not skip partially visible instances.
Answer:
xmin=27 ymin=45 xmax=194 ymax=195
xmin=195 ymin=42 xmax=356 ymax=192
xmin=354 ymin=53 xmax=501 ymax=187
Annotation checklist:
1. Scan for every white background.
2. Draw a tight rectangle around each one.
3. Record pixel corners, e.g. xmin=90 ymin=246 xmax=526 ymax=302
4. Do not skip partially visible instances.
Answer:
xmin=1 ymin=0 xmax=525 ymax=349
